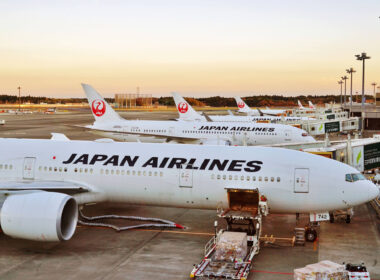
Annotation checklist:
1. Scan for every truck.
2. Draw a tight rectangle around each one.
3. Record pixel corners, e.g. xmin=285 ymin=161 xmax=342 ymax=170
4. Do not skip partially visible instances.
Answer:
xmin=190 ymin=189 xmax=268 ymax=280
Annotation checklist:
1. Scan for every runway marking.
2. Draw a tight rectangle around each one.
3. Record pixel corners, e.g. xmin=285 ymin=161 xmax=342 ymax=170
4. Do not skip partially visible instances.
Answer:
xmin=251 ymin=270 xmax=293 ymax=275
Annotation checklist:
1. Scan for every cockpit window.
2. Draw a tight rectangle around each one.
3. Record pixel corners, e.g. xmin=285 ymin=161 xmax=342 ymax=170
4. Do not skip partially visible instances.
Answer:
xmin=345 ymin=173 xmax=366 ymax=182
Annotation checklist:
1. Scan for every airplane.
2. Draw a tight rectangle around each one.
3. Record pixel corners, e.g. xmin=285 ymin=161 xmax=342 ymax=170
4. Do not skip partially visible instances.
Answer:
xmin=234 ymin=97 xmax=286 ymax=116
xmin=82 ymin=84 xmax=316 ymax=145
xmin=308 ymin=101 xmax=316 ymax=110
xmin=298 ymin=100 xmax=305 ymax=110
xmin=172 ymin=93 xmax=313 ymax=122
xmin=0 ymin=135 xmax=377 ymax=242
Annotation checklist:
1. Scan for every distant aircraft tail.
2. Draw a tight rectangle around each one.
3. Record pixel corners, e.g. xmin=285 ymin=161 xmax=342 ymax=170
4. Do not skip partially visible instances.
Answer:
xmin=171 ymin=92 xmax=204 ymax=121
xmin=308 ymin=101 xmax=316 ymax=109
xmin=234 ymin=97 xmax=251 ymax=113
xmin=297 ymin=100 xmax=305 ymax=109
xmin=81 ymin=83 xmax=123 ymax=123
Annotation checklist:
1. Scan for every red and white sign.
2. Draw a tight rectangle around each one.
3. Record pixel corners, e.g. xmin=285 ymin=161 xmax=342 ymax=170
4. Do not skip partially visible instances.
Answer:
xmin=178 ymin=102 xmax=189 ymax=114
xmin=92 ymin=100 xmax=106 ymax=117
xmin=237 ymin=102 xmax=245 ymax=108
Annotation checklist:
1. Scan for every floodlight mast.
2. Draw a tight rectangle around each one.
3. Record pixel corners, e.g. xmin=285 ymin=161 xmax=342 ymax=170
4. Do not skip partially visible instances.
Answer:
xmin=346 ymin=68 xmax=356 ymax=115
xmin=341 ymin=76 xmax=348 ymax=107
xmin=338 ymin=80 xmax=343 ymax=107
xmin=355 ymin=52 xmax=370 ymax=110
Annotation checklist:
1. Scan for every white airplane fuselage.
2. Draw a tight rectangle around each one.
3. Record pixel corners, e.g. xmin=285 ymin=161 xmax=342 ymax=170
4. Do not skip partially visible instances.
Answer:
xmin=87 ymin=119 xmax=315 ymax=145
xmin=0 ymin=138 xmax=377 ymax=214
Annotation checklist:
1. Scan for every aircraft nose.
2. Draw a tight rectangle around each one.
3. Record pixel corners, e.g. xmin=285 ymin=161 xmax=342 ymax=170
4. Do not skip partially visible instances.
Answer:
xmin=368 ymin=181 xmax=379 ymax=201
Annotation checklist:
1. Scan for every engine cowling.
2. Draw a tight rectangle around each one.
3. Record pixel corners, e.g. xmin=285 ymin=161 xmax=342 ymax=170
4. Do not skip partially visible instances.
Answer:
xmin=0 ymin=191 xmax=78 ymax=241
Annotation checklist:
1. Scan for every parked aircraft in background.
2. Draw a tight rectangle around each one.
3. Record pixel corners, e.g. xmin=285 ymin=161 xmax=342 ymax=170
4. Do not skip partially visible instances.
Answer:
xmin=82 ymin=84 xmax=316 ymax=145
xmin=172 ymin=93 xmax=313 ymax=122
xmin=308 ymin=101 xmax=316 ymax=110
xmin=234 ymin=97 xmax=286 ymax=116
xmin=0 ymin=136 xmax=377 ymax=242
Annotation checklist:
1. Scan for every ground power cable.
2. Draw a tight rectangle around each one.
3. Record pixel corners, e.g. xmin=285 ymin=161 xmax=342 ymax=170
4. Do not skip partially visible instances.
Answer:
xmin=78 ymin=209 xmax=185 ymax=231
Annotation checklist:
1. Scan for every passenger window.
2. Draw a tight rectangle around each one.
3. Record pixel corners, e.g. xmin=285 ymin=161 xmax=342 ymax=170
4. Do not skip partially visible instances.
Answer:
xmin=0 ymin=164 xmax=2 ymax=169
xmin=105 ymin=169 xmax=109 ymax=175
xmin=222 ymin=175 xmax=226 ymax=180
xmin=271 ymin=177 xmax=274 ymax=182
xmin=234 ymin=175 xmax=238 ymax=180
xmin=116 ymin=170 xmax=120 ymax=175
xmin=111 ymin=170 xmax=114 ymax=175
xmin=259 ymin=176 xmax=262 ymax=181
xmin=264 ymin=177 xmax=268 ymax=182
xmin=59 ymin=167 xmax=62 ymax=172
xmin=64 ymin=168 xmax=68 ymax=172
xmin=4 ymin=164 xmax=8 ymax=169
xmin=138 ymin=171 xmax=141 ymax=176
xmin=9 ymin=165 xmax=12 ymax=170
xmin=121 ymin=170 xmax=125 ymax=175
xmin=228 ymin=175 xmax=232 ymax=180
xmin=217 ymin=174 xmax=221 ymax=180
xmin=148 ymin=171 xmax=152 ymax=176
xmin=246 ymin=176 xmax=250 ymax=181
xmin=277 ymin=177 xmax=280 ymax=182
xmin=252 ymin=176 xmax=256 ymax=181
xmin=100 ymin=169 xmax=104 ymax=174
xmin=143 ymin=171 xmax=146 ymax=176
xmin=154 ymin=171 xmax=158 ymax=176
xmin=132 ymin=171 xmax=136 ymax=175
xmin=241 ymin=175 xmax=244 ymax=181
xmin=160 ymin=172 xmax=163 ymax=177
xmin=39 ymin=166 xmax=42 ymax=171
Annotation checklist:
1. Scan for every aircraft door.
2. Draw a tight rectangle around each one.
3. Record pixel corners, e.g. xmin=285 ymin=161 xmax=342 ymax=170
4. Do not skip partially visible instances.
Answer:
xmin=23 ymin=157 xmax=36 ymax=179
xmin=294 ymin=168 xmax=309 ymax=193
xmin=284 ymin=129 xmax=292 ymax=141
xmin=179 ymin=165 xmax=193 ymax=188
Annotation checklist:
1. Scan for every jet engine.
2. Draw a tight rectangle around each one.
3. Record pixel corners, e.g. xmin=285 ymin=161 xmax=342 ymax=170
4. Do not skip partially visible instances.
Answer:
xmin=0 ymin=191 xmax=78 ymax=241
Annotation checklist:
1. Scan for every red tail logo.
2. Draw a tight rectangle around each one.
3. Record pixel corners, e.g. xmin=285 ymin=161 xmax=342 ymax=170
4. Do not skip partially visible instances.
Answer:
xmin=237 ymin=102 xmax=245 ymax=108
xmin=178 ymin=102 xmax=189 ymax=113
xmin=92 ymin=100 xmax=106 ymax=117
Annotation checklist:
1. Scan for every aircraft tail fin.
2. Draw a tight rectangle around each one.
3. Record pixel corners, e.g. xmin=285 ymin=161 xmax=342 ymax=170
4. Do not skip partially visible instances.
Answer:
xmin=308 ymin=101 xmax=316 ymax=109
xmin=81 ymin=83 xmax=123 ymax=123
xmin=171 ymin=92 xmax=204 ymax=121
xmin=298 ymin=100 xmax=305 ymax=109
xmin=234 ymin=97 xmax=251 ymax=113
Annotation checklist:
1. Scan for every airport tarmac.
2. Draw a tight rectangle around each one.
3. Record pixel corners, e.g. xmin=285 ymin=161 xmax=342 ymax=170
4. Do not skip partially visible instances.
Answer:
xmin=0 ymin=111 xmax=379 ymax=280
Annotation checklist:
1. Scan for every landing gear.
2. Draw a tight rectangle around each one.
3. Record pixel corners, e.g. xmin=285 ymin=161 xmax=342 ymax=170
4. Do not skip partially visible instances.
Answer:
xmin=305 ymin=227 xmax=317 ymax=242
xmin=345 ymin=215 xmax=351 ymax=224
xmin=329 ymin=212 xmax=334 ymax=223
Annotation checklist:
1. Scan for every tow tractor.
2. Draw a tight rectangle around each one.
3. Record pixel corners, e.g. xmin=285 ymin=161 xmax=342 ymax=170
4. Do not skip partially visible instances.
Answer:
xmin=190 ymin=189 xmax=268 ymax=280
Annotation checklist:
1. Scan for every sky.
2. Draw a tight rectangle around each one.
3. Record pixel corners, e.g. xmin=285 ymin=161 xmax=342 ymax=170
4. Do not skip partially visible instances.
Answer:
xmin=0 ymin=0 xmax=379 ymax=98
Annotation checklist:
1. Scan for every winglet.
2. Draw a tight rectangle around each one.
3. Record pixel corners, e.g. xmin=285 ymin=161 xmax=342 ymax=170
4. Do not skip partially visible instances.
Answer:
xmin=81 ymin=83 xmax=123 ymax=123
xmin=202 ymin=112 xmax=213 ymax=122
xmin=51 ymin=133 xmax=70 ymax=141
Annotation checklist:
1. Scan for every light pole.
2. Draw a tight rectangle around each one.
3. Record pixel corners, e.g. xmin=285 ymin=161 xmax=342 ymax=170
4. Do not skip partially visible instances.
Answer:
xmin=341 ymin=76 xmax=348 ymax=107
xmin=371 ymin=82 xmax=377 ymax=97
xmin=346 ymin=68 xmax=356 ymax=115
xmin=338 ymin=80 xmax=343 ymax=107
xmin=355 ymin=52 xmax=371 ymax=111
xmin=17 ymin=86 xmax=21 ymax=112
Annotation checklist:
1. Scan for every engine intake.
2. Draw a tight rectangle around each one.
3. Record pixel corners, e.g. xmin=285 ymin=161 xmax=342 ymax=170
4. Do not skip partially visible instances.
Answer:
xmin=0 ymin=191 xmax=78 ymax=241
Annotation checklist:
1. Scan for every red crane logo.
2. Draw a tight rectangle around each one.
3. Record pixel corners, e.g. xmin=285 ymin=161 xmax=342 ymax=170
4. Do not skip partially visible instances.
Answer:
xmin=92 ymin=100 xmax=106 ymax=117
xmin=237 ymin=102 xmax=245 ymax=108
xmin=178 ymin=102 xmax=189 ymax=113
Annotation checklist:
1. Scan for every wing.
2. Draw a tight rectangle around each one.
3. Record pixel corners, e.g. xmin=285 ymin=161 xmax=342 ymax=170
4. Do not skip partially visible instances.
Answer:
xmin=0 ymin=180 xmax=90 ymax=195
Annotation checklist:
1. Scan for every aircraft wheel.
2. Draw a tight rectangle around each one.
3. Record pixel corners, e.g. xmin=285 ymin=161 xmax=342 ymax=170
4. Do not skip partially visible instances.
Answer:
xmin=345 ymin=215 xmax=351 ymax=224
xmin=305 ymin=228 xmax=317 ymax=242
xmin=329 ymin=213 xmax=334 ymax=223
